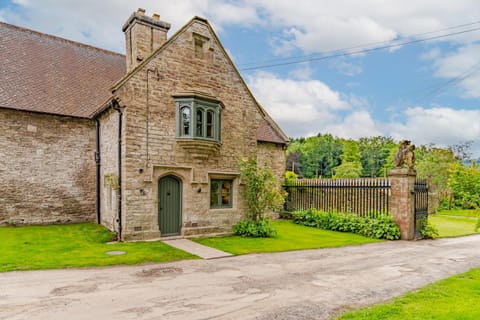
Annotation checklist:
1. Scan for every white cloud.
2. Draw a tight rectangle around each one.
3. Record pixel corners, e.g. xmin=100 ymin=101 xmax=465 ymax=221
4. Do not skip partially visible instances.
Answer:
xmin=324 ymin=111 xmax=382 ymax=139
xmin=432 ymin=44 xmax=480 ymax=98
xmin=329 ymin=59 xmax=363 ymax=77
xmin=1 ymin=0 xmax=232 ymax=53
xmin=247 ymin=71 xmax=384 ymax=138
xmin=389 ymin=106 xmax=480 ymax=154
xmin=289 ymin=63 xmax=313 ymax=80
xmin=248 ymin=71 xmax=480 ymax=156
xmin=5 ymin=1 xmax=480 ymax=61
xmin=420 ymin=47 xmax=442 ymax=61
xmin=247 ymin=0 xmax=480 ymax=54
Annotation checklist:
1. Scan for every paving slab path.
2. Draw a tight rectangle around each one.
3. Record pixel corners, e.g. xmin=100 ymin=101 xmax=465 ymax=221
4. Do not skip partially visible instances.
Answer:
xmin=161 ymin=239 xmax=233 ymax=259
xmin=2 ymin=234 xmax=480 ymax=320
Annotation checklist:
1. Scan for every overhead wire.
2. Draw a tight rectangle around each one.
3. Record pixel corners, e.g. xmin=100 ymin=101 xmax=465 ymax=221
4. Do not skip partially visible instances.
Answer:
xmin=418 ymin=60 xmax=480 ymax=100
xmin=237 ymin=19 xmax=480 ymax=68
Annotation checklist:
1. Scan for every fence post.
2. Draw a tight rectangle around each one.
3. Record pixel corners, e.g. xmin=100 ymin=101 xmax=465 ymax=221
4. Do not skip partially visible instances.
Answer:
xmin=389 ymin=168 xmax=416 ymax=240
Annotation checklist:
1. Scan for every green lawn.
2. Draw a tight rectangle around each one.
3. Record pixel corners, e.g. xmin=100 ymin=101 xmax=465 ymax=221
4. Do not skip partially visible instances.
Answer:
xmin=438 ymin=208 xmax=479 ymax=218
xmin=0 ymin=223 xmax=197 ymax=272
xmin=337 ymin=267 xmax=480 ymax=320
xmin=429 ymin=215 xmax=479 ymax=238
xmin=194 ymin=220 xmax=381 ymax=255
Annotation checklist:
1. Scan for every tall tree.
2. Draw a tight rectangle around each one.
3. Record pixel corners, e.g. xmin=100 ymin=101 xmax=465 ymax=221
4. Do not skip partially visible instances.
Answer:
xmin=450 ymin=140 xmax=474 ymax=161
xmin=301 ymin=134 xmax=343 ymax=178
xmin=334 ymin=139 xmax=362 ymax=178
xmin=415 ymin=145 xmax=459 ymax=192
xmin=448 ymin=161 xmax=480 ymax=209
xmin=359 ymin=136 xmax=396 ymax=177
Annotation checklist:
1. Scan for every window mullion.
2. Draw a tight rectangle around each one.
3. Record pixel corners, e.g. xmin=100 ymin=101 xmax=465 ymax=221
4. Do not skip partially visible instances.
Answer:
xmin=217 ymin=182 xmax=222 ymax=208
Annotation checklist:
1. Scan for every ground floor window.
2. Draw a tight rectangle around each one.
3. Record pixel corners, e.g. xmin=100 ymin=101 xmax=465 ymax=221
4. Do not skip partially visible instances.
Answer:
xmin=210 ymin=179 xmax=233 ymax=208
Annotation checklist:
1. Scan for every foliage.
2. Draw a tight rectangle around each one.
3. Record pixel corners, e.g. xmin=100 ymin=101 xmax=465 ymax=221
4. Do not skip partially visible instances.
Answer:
xmin=233 ymin=218 xmax=277 ymax=237
xmin=292 ymin=209 xmax=400 ymax=240
xmin=334 ymin=161 xmax=362 ymax=178
xmin=448 ymin=162 xmax=480 ymax=209
xmin=194 ymin=220 xmax=380 ymax=255
xmin=0 ymin=223 xmax=197 ymax=272
xmin=235 ymin=159 xmax=284 ymax=238
xmin=419 ymin=220 xmax=439 ymax=239
xmin=285 ymin=170 xmax=298 ymax=184
xmin=339 ymin=139 xmax=362 ymax=163
xmin=239 ymin=158 xmax=285 ymax=221
xmin=438 ymin=197 xmax=452 ymax=211
xmin=359 ymin=136 xmax=395 ymax=177
xmin=415 ymin=145 xmax=459 ymax=193
xmin=338 ymin=267 xmax=480 ymax=320
xmin=289 ymin=134 xmax=343 ymax=178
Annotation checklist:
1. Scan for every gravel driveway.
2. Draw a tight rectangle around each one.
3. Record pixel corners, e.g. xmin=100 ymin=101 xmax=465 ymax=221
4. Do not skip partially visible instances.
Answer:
xmin=2 ymin=234 xmax=480 ymax=320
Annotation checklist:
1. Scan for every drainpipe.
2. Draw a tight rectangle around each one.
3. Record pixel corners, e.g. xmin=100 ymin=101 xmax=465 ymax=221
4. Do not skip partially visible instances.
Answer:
xmin=95 ymin=118 xmax=101 ymax=224
xmin=111 ymin=99 xmax=123 ymax=241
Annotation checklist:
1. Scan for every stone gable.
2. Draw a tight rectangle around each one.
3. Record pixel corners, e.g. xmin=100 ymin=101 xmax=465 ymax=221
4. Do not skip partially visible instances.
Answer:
xmin=109 ymin=17 xmax=285 ymax=239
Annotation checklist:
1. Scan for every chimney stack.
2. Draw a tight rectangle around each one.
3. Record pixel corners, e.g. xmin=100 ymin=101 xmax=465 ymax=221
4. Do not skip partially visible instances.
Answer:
xmin=122 ymin=8 xmax=171 ymax=72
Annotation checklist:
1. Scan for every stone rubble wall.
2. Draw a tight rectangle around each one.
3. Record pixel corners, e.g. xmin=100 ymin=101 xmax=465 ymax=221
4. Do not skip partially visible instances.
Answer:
xmin=0 ymin=108 xmax=96 ymax=225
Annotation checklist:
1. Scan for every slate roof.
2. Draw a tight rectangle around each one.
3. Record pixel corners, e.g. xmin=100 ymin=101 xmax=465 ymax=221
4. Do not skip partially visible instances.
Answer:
xmin=0 ymin=22 xmax=125 ymax=118
xmin=257 ymin=118 xmax=288 ymax=144
xmin=0 ymin=20 xmax=287 ymax=144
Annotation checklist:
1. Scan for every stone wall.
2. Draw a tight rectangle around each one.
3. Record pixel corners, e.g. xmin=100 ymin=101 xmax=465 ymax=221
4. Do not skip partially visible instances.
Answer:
xmin=0 ymin=108 xmax=96 ymax=225
xmin=98 ymin=108 xmax=119 ymax=231
xmin=257 ymin=142 xmax=286 ymax=184
xmin=113 ymin=19 xmax=285 ymax=239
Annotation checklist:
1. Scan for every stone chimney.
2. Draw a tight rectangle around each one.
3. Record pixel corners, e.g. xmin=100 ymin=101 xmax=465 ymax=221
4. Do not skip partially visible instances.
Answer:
xmin=122 ymin=8 xmax=171 ymax=72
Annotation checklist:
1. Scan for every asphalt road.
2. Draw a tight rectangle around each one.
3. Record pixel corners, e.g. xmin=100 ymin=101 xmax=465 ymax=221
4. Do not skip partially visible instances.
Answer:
xmin=1 ymin=235 xmax=480 ymax=320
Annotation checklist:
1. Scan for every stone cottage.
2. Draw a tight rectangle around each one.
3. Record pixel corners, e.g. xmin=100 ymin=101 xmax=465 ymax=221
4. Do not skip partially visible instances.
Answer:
xmin=0 ymin=9 xmax=288 ymax=240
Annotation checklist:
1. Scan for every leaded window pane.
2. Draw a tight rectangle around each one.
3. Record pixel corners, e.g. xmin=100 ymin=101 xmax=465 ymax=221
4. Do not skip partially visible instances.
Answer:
xmin=206 ymin=111 xmax=213 ymax=138
xmin=181 ymin=107 xmax=190 ymax=136
xmin=196 ymin=109 xmax=203 ymax=137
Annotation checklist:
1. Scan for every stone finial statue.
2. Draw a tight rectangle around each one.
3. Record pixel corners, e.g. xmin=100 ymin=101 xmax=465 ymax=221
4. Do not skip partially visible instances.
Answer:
xmin=394 ymin=140 xmax=415 ymax=169
xmin=406 ymin=144 xmax=415 ymax=169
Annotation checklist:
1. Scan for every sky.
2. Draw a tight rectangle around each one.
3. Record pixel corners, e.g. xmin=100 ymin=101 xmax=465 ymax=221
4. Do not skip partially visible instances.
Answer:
xmin=1 ymin=0 xmax=480 ymax=158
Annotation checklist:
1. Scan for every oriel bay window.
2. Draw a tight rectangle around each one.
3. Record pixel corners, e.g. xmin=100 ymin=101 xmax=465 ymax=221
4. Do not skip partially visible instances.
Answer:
xmin=175 ymin=96 xmax=221 ymax=142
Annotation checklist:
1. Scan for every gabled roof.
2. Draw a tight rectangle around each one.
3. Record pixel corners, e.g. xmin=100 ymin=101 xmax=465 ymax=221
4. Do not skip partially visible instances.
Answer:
xmin=0 ymin=22 xmax=125 ymax=118
xmin=0 ymin=18 xmax=288 ymax=144
xmin=257 ymin=118 xmax=288 ymax=144
xmin=111 ymin=16 xmax=289 ymax=145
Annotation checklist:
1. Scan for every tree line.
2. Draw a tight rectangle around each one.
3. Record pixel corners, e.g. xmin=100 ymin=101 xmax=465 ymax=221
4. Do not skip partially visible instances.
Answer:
xmin=286 ymin=135 xmax=479 ymax=209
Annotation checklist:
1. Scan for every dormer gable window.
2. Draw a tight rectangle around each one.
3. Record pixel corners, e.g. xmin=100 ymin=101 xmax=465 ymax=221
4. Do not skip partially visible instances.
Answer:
xmin=175 ymin=95 xmax=222 ymax=142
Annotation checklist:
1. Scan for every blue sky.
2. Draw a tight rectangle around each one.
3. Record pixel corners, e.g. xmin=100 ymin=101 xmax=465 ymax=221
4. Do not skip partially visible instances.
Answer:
xmin=1 ymin=0 xmax=479 ymax=157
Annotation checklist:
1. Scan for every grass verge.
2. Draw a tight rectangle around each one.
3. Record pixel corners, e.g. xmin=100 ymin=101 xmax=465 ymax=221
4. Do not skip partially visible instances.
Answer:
xmin=437 ymin=209 xmax=479 ymax=217
xmin=0 ymin=223 xmax=197 ymax=272
xmin=429 ymin=215 xmax=479 ymax=238
xmin=193 ymin=219 xmax=381 ymax=255
xmin=337 ymin=267 xmax=480 ymax=320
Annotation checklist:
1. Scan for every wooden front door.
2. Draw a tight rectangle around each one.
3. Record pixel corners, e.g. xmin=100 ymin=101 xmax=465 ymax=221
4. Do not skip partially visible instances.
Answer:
xmin=158 ymin=175 xmax=182 ymax=236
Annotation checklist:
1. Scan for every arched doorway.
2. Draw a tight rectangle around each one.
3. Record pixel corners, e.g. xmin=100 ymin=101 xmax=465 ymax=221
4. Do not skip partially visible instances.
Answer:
xmin=158 ymin=175 xmax=182 ymax=236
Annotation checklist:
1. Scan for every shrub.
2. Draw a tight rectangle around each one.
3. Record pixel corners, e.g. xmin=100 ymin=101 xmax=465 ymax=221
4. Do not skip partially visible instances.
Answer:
xmin=233 ymin=218 xmax=277 ymax=238
xmin=292 ymin=209 xmax=401 ymax=240
xmin=419 ymin=221 xmax=439 ymax=239
xmin=448 ymin=163 xmax=480 ymax=209
xmin=233 ymin=159 xmax=284 ymax=238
